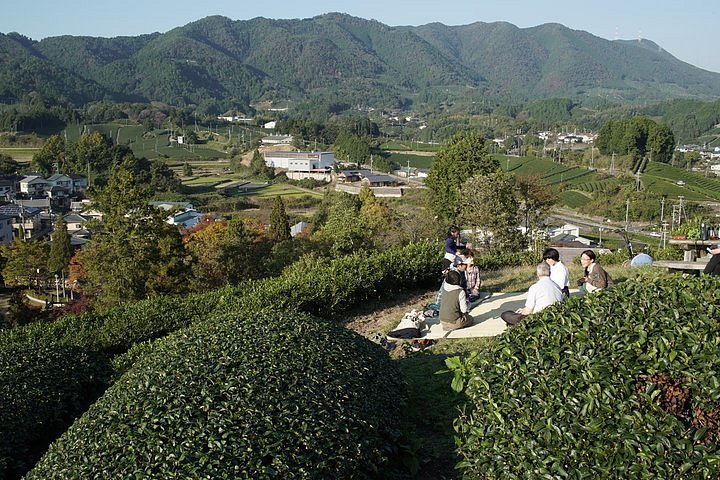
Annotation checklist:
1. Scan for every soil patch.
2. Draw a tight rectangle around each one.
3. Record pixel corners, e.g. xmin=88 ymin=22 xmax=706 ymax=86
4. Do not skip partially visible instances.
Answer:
xmin=342 ymin=288 xmax=437 ymax=337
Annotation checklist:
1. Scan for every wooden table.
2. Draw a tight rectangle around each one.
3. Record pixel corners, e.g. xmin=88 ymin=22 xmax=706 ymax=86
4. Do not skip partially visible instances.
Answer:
xmin=669 ymin=239 xmax=718 ymax=262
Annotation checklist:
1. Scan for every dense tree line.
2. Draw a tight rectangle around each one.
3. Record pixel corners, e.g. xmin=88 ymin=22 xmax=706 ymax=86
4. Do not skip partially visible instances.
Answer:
xmin=595 ymin=116 xmax=675 ymax=163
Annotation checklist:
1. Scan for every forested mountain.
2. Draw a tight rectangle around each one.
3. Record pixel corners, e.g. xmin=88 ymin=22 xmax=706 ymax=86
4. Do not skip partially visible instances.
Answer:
xmin=2 ymin=13 xmax=720 ymax=112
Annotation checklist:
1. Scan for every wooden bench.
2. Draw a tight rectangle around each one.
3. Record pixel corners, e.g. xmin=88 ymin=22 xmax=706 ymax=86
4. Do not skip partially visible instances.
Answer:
xmin=653 ymin=259 xmax=709 ymax=273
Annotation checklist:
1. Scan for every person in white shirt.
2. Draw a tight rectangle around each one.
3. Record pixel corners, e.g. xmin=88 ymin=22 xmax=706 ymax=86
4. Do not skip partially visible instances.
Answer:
xmin=542 ymin=247 xmax=570 ymax=297
xmin=501 ymin=262 xmax=563 ymax=326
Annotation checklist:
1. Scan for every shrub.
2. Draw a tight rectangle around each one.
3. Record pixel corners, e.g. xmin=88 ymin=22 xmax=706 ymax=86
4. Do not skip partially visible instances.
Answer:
xmin=449 ymin=273 xmax=720 ymax=478
xmin=27 ymin=312 xmax=407 ymax=479
xmin=0 ymin=344 xmax=111 ymax=479
xmin=1 ymin=242 xmax=440 ymax=476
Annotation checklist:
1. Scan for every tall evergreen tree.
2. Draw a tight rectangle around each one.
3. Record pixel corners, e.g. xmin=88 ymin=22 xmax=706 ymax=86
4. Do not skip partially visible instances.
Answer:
xmin=250 ymin=149 xmax=274 ymax=179
xmin=425 ymin=132 xmax=498 ymax=221
xmin=269 ymin=196 xmax=291 ymax=242
xmin=48 ymin=216 xmax=73 ymax=274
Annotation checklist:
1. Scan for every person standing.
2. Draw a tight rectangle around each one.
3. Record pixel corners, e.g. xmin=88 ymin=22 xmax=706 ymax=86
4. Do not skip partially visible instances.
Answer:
xmin=500 ymin=262 xmax=563 ymax=326
xmin=439 ymin=270 xmax=474 ymax=331
xmin=442 ymin=226 xmax=465 ymax=272
xmin=577 ymin=249 xmax=613 ymax=294
xmin=542 ymin=247 xmax=570 ymax=297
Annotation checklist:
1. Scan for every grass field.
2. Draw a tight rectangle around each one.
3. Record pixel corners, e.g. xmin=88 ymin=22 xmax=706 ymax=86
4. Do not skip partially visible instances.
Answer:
xmin=384 ymin=152 xmax=435 ymax=169
xmin=250 ymin=184 xmax=323 ymax=198
xmin=0 ymin=147 xmax=37 ymax=165
xmin=380 ymin=140 xmax=442 ymax=152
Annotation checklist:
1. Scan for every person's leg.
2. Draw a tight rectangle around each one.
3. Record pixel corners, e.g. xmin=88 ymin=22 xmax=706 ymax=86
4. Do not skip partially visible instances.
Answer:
xmin=500 ymin=311 xmax=525 ymax=325
xmin=459 ymin=312 xmax=474 ymax=329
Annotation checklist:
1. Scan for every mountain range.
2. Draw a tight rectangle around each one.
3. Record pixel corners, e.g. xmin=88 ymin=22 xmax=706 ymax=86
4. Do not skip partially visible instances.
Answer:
xmin=2 ymin=13 xmax=720 ymax=112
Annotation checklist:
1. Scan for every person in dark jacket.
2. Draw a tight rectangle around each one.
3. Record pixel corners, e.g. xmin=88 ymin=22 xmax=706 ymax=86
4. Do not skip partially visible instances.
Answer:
xmin=704 ymin=247 xmax=720 ymax=276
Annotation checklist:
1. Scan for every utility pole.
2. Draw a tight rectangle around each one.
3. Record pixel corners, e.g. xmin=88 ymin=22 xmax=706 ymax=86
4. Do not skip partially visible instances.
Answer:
xmin=625 ymin=199 xmax=630 ymax=231
xmin=660 ymin=197 xmax=665 ymax=224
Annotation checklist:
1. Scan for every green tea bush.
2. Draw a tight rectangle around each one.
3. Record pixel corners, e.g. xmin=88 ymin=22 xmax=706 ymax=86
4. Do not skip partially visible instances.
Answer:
xmin=451 ymin=274 xmax=720 ymax=478
xmin=27 ymin=312 xmax=406 ymax=479
xmin=0 ymin=344 xmax=111 ymax=479
xmin=1 ymin=242 xmax=439 ymax=477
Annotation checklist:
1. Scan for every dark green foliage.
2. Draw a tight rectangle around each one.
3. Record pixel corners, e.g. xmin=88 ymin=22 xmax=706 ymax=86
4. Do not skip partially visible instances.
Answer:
xmin=250 ymin=148 xmax=274 ymax=179
xmin=4 ymin=15 xmax=720 ymax=112
xmin=0 ymin=242 xmax=440 ymax=476
xmin=47 ymin=216 xmax=73 ymax=274
xmin=0 ymin=154 xmax=18 ymax=174
xmin=0 ymin=343 xmax=111 ymax=479
xmin=426 ymin=131 xmax=498 ymax=221
xmin=451 ymin=274 xmax=720 ymax=478
xmin=596 ymin=117 xmax=675 ymax=163
xmin=26 ymin=312 xmax=406 ymax=479
xmin=268 ymin=196 xmax=291 ymax=242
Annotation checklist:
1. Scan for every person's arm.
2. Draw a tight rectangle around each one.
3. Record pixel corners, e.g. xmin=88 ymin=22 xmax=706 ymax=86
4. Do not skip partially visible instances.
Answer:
xmin=710 ymin=248 xmax=720 ymax=255
xmin=459 ymin=290 xmax=469 ymax=313
xmin=587 ymin=265 xmax=610 ymax=289
xmin=517 ymin=285 xmax=535 ymax=315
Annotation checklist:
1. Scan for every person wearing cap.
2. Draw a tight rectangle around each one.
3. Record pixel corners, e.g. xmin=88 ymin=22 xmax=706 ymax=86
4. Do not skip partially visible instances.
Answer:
xmin=439 ymin=270 xmax=474 ymax=331
xmin=542 ymin=247 xmax=570 ymax=298
xmin=500 ymin=262 xmax=563 ymax=326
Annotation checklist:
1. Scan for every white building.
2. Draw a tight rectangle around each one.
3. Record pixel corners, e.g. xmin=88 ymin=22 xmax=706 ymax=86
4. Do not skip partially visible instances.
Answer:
xmin=19 ymin=175 xmax=48 ymax=196
xmin=264 ymin=151 xmax=335 ymax=171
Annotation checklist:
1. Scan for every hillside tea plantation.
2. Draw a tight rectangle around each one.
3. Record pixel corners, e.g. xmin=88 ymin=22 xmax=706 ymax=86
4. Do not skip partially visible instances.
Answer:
xmin=450 ymin=273 xmax=720 ymax=479
xmin=0 ymin=242 xmax=441 ymax=478
xmin=26 ymin=312 xmax=406 ymax=479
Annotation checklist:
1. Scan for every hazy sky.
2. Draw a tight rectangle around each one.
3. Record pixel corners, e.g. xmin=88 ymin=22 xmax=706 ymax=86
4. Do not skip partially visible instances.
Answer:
xmin=2 ymin=0 xmax=718 ymax=73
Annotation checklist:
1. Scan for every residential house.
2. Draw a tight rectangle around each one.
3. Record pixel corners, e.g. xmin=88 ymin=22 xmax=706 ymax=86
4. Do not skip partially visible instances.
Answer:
xmin=0 ymin=178 xmax=15 ymax=200
xmin=19 ymin=175 xmax=49 ymax=197
xmin=361 ymin=174 xmax=397 ymax=187
xmin=149 ymin=201 xmax=195 ymax=212
xmin=68 ymin=174 xmax=88 ymax=192
xmin=337 ymin=169 xmax=371 ymax=183
xmin=169 ymin=210 xmax=205 ymax=230
xmin=46 ymin=174 xmax=73 ymax=192
xmin=149 ymin=201 xmax=205 ymax=230
xmin=13 ymin=198 xmax=51 ymax=213
xmin=64 ymin=213 xmax=90 ymax=233
xmin=0 ymin=204 xmax=42 ymax=241
xmin=0 ymin=214 xmax=12 ymax=245
xmin=70 ymin=199 xmax=103 ymax=221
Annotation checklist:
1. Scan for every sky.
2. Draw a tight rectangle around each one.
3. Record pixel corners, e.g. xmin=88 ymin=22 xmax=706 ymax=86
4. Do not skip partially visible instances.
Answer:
xmin=2 ymin=0 xmax=719 ymax=73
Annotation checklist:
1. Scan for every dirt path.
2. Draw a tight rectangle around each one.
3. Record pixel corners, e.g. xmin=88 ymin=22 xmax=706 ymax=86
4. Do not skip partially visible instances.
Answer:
xmin=342 ymin=288 xmax=437 ymax=337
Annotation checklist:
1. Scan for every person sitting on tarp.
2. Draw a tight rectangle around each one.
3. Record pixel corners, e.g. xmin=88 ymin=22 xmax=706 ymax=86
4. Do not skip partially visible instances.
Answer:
xmin=501 ymin=262 xmax=563 ymax=326
xmin=439 ymin=270 xmax=474 ymax=331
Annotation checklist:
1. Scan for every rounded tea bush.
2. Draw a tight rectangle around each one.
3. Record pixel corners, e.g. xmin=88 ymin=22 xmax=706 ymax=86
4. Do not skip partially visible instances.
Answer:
xmin=453 ymin=273 xmax=720 ymax=478
xmin=27 ymin=311 xmax=407 ymax=479
xmin=0 ymin=343 xmax=110 ymax=479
